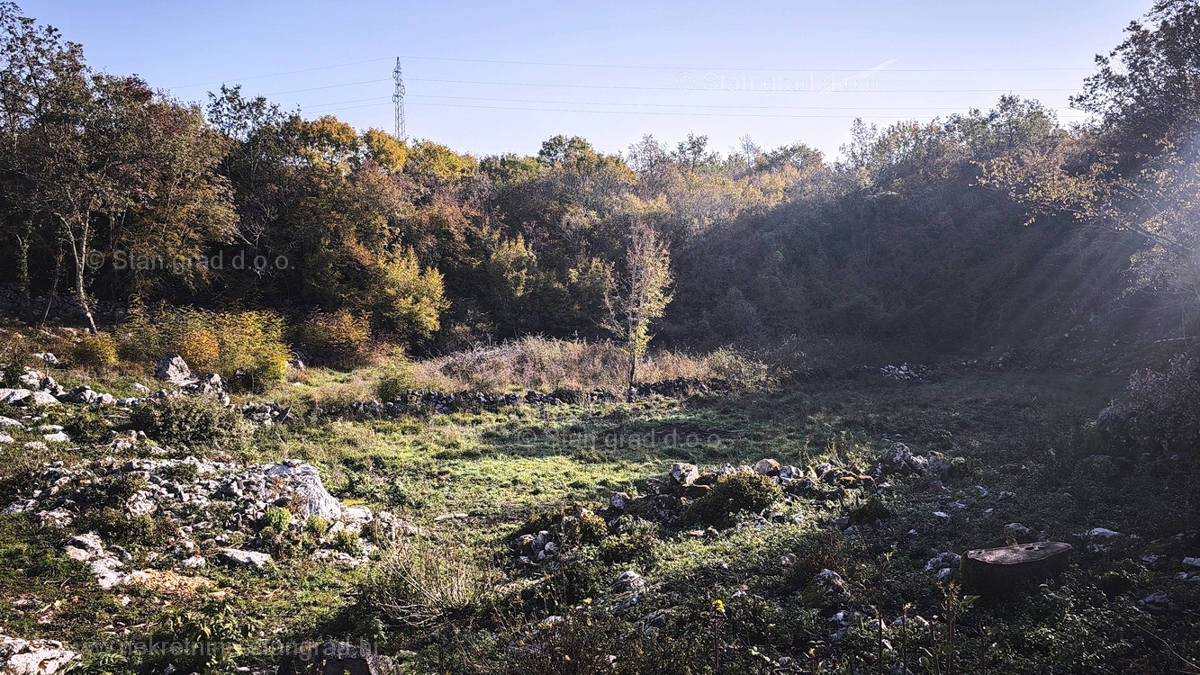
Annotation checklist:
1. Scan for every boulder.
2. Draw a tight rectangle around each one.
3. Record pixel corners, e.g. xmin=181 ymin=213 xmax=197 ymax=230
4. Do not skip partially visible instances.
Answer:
xmin=754 ymin=458 xmax=781 ymax=476
xmin=961 ymin=541 xmax=1073 ymax=594
xmin=27 ymin=391 xmax=59 ymax=406
xmin=668 ymin=463 xmax=700 ymax=487
xmin=59 ymin=386 xmax=100 ymax=405
xmin=0 ymin=389 xmax=32 ymax=405
xmin=155 ymin=355 xmax=192 ymax=385
xmin=0 ymin=635 xmax=77 ymax=675
xmin=218 ymin=548 xmax=273 ymax=570
xmin=612 ymin=570 xmax=646 ymax=593
xmin=265 ymin=463 xmax=343 ymax=520
xmin=33 ymin=352 xmax=59 ymax=366
xmin=277 ymin=641 xmax=395 ymax=675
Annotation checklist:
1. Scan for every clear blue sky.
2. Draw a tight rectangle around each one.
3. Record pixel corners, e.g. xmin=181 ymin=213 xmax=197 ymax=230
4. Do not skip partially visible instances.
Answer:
xmin=22 ymin=0 xmax=1152 ymax=159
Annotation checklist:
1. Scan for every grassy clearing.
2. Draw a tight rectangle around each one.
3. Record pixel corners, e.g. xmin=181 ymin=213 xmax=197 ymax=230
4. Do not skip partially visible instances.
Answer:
xmin=3 ymin=342 xmax=1199 ymax=673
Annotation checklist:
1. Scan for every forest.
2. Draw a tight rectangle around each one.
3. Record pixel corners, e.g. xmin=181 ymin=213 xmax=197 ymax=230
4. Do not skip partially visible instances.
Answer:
xmin=2 ymin=0 xmax=1195 ymax=368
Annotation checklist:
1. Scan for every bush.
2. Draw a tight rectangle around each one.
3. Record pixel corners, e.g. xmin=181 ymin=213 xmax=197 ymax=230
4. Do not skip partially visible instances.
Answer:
xmin=685 ymin=472 xmax=783 ymax=528
xmin=119 ymin=309 xmax=291 ymax=392
xmin=333 ymin=528 xmax=363 ymax=556
xmin=260 ymin=506 xmax=292 ymax=533
xmin=299 ymin=310 xmax=373 ymax=367
xmin=61 ymin=408 xmax=112 ymax=444
xmin=704 ymin=348 xmax=772 ymax=389
xmin=1105 ymin=353 xmax=1200 ymax=455
xmin=0 ymin=342 xmax=32 ymax=388
xmin=304 ymin=514 xmax=329 ymax=539
xmin=129 ymin=396 xmax=250 ymax=450
xmin=73 ymin=334 xmax=118 ymax=370
xmin=358 ymin=537 xmax=495 ymax=627
xmin=376 ymin=359 xmax=418 ymax=401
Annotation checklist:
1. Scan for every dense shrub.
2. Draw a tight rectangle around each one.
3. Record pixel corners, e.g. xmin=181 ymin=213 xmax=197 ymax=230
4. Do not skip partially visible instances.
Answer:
xmin=72 ymin=334 xmax=118 ymax=370
xmin=129 ymin=395 xmax=250 ymax=450
xmin=685 ymin=472 xmax=783 ymax=527
xmin=704 ymin=348 xmax=772 ymax=389
xmin=375 ymin=358 xmax=419 ymax=401
xmin=1105 ymin=353 xmax=1200 ymax=455
xmin=299 ymin=310 xmax=373 ymax=367
xmin=119 ymin=309 xmax=290 ymax=391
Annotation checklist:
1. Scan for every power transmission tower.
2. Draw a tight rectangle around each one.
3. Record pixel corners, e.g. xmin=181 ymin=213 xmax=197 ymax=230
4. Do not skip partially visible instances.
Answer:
xmin=392 ymin=58 xmax=407 ymax=141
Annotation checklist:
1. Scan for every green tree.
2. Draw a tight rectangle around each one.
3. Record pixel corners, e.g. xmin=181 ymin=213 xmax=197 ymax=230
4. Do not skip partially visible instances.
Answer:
xmin=603 ymin=221 xmax=673 ymax=389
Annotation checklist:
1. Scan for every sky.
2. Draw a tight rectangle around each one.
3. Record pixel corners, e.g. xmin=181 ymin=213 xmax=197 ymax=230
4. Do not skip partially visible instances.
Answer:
xmin=22 ymin=0 xmax=1154 ymax=160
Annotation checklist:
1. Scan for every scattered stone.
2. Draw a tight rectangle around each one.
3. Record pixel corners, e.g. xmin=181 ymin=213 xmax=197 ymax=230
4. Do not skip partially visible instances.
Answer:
xmin=59 ymin=386 xmax=100 ymax=405
xmin=932 ymin=511 xmax=951 ymax=523
xmin=217 ymin=548 xmax=272 ymax=570
xmin=668 ymin=463 xmax=700 ymax=487
xmin=64 ymin=532 xmax=105 ymax=559
xmin=803 ymin=568 xmax=848 ymax=604
xmin=33 ymin=352 xmax=59 ymax=366
xmin=1182 ymin=557 xmax=1200 ymax=569
xmin=181 ymin=373 xmax=226 ymax=398
xmin=264 ymin=463 xmax=343 ymax=520
xmin=0 ymin=389 xmax=32 ymax=405
xmin=42 ymin=431 xmax=70 ymax=443
xmin=0 ymin=635 xmax=77 ymax=675
xmin=0 ymin=416 xmax=22 ymax=428
xmin=1004 ymin=522 xmax=1033 ymax=541
xmin=3 ymin=499 xmax=36 ymax=514
xmin=612 ymin=570 xmax=646 ymax=593
xmin=1137 ymin=592 xmax=1178 ymax=614
xmin=962 ymin=541 xmax=1073 ymax=595
xmin=753 ymin=458 xmax=781 ymax=476
xmin=0 ymin=433 xmax=12 ymax=444
xmin=1088 ymin=527 xmax=1121 ymax=539
xmin=180 ymin=556 xmax=207 ymax=569
xmin=27 ymin=391 xmax=59 ymax=406
xmin=130 ymin=382 xmax=151 ymax=395
xmin=277 ymin=641 xmax=396 ymax=675
xmin=155 ymin=355 xmax=192 ymax=385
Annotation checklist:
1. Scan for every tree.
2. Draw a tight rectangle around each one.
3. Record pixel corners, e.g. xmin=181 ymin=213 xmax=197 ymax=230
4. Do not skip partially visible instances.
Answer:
xmin=980 ymin=2 xmax=1200 ymax=318
xmin=603 ymin=221 xmax=673 ymax=390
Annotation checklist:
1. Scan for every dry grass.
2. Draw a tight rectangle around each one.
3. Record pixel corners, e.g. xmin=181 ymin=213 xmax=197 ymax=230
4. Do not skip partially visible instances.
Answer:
xmin=412 ymin=336 xmax=722 ymax=392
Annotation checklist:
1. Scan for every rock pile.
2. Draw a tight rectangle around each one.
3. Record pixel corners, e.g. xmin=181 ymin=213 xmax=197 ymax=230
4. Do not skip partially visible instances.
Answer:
xmin=0 ymin=635 xmax=77 ymax=675
xmin=3 ymin=457 xmax=416 ymax=580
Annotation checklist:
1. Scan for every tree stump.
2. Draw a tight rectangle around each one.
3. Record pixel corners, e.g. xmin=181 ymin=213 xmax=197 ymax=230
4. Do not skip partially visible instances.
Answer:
xmin=961 ymin=541 xmax=1072 ymax=595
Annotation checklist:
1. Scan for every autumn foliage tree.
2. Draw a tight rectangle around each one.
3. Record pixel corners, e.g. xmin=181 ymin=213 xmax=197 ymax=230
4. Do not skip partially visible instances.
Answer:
xmin=604 ymin=222 xmax=673 ymax=389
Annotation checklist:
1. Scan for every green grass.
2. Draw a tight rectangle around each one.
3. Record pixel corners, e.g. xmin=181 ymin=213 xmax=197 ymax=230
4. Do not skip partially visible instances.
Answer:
xmin=5 ymin=358 xmax=1200 ymax=674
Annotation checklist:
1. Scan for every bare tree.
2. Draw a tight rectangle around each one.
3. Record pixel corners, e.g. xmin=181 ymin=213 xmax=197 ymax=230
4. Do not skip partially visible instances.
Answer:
xmin=604 ymin=221 xmax=673 ymax=392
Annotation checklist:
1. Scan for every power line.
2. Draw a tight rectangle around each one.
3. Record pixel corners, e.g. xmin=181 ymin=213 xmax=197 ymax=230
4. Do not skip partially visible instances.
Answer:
xmin=166 ymin=55 xmax=1094 ymax=92
xmin=306 ymin=99 xmax=1090 ymax=120
xmin=404 ymin=93 xmax=1082 ymax=112
xmin=408 ymin=76 xmax=1080 ymax=94
xmin=395 ymin=54 xmax=1093 ymax=73
xmin=168 ymin=57 xmax=395 ymax=89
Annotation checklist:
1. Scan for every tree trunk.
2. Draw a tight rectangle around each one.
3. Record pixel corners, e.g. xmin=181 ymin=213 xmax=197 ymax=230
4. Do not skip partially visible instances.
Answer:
xmin=61 ymin=214 xmax=99 ymax=333
xmin=626 ymin=353 xmax=637 ymax=401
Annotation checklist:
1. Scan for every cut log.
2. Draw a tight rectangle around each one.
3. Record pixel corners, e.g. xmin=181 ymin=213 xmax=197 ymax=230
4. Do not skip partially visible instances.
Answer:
xmin=961 ymin=541 xmax=1072 ymax=595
